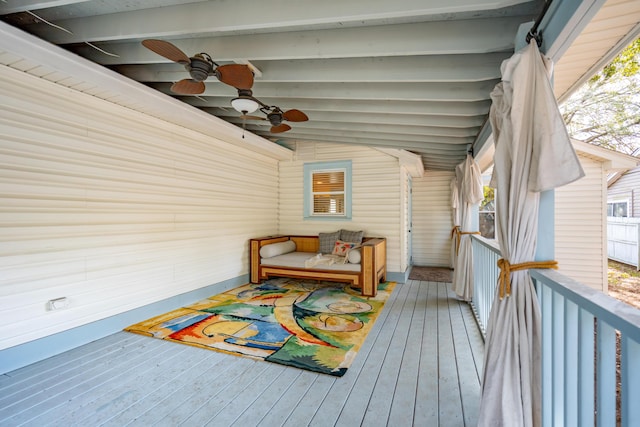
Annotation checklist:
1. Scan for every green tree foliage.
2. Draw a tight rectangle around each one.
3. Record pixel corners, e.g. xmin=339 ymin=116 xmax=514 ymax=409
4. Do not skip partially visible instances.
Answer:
xmin=596 ymin=38 xmax=640 ymax=81
xmin=561 ymin=38 xmax=640 ymax=154
xmin=480 ymin=186 xmax=494 ymax=211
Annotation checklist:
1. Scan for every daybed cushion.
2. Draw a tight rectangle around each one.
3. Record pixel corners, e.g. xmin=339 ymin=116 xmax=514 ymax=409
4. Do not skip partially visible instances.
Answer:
xmin=340 ymin=229 xmax=364 ymax=243
xmin=261 ymin=252 xmax=360 ymax=272
xmin=259 ymin=240 xmax=296 ymax=258
xmin=332 ymin=240 xmax=359 ymax=256
xmin=347 ymin=248 xmax=361 ymax=264
xmin=319 ymin=230 xmax=341 ymax=254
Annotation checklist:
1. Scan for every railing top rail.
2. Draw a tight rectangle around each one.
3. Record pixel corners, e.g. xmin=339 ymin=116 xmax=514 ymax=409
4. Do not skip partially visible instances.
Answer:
xmin=531 ymin=269 xmax=640 ymax=342
xmin=471 ymin=234 xmax=501 ymax=253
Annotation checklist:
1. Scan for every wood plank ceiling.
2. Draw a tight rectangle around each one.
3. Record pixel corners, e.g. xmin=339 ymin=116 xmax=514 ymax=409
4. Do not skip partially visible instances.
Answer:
xmin=0 ymin=1 xmax=545 ymax=170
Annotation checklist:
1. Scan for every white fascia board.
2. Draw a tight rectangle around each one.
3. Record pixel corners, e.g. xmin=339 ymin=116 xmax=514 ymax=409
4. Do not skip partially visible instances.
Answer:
xmin=571 ymin=139 xmax=639 ymax=171
xmin=375 ymin=148 xmax=425 ymax=178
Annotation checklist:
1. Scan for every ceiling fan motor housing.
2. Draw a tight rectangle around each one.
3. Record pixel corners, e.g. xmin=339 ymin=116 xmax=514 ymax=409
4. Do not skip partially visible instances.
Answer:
xmin=267 ymin=111 xmax=283 ymax=126
xmin=187 ymin=54 xmax=213 ymax=81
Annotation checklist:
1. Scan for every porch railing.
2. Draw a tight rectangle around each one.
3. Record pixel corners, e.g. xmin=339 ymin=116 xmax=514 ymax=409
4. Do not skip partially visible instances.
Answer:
xmin=471 ymin=235 xmax=640 ymax=426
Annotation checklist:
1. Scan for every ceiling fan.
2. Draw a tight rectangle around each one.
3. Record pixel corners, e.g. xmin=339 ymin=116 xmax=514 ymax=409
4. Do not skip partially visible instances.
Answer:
xmin=141 ymin=39 xmax=254 ymax=95
xmin=233 ymin=89 xmax=309 ymax=133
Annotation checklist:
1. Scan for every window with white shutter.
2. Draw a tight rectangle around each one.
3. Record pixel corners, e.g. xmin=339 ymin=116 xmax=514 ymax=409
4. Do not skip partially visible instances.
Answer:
xmin=303 ymin=161 xmax=352 ymax=220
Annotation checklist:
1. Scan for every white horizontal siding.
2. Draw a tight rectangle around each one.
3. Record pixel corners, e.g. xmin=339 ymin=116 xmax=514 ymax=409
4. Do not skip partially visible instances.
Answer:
xmin=278 ymin=142 xmax=402 ymax=273
xmin=0 ymin=65 xmax=280 ymax=350
xmin=609 ymin=168 xmax=640 ymax=217
xmin=555 ymin=154 xmax=607 ymax=291
xmin=412 ymin=170 xmax=454 ymax=267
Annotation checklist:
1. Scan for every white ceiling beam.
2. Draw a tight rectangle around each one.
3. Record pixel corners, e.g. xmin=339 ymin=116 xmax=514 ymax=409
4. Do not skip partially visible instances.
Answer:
xmin=242 ymin=126 xmax=474 ymax=146
xmin=70 ymin=18 xmax=523 ymax=64
xmin=242 ymin=119 xmax=478 ymax=138
xmin=218 ymin=110 xmax=486 ymax=128
xmin=235 ymin=125 xmax=479 ymax=143
xmin=149 ymin=80 xmax=500 ymax=102
xmin=182 ymin=97 xmax=492 ymax=116
xmin=20 ymin=0 xmax=535 ymax=43
xmin=422 ymin=160 xmax=462 ymax=171
xmin=0 ymin=0 xmax=91 ymax=14
xmin=114 ymin=53 xmax=509 ymax=83
xmin=256 ymin=132 xmax=472 ymax=152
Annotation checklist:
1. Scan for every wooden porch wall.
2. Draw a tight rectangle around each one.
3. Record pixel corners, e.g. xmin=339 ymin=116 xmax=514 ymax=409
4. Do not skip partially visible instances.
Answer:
xmin=0 ymin=65 xmax=280 ymax=352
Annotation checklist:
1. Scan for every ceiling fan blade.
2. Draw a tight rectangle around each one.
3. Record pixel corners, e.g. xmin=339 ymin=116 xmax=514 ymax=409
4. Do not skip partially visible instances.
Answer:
xmin=216 ymin=64 xmax=254 ymax=89
xmin=171 ymin=79 xmax=206 ymax=94
xmin=142 ymin=39 xmax=190 ymax=64
xmin=240 ymin=115 xmax=266 ymax=121
xmin=271 ymin=124 xmax=291 ymax=133
xmin=282 ymin=109 xmax=309 ymax=122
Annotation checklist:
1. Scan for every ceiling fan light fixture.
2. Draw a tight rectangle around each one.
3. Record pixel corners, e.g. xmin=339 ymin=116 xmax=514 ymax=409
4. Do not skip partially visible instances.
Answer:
xmin=231 ymin=97 xmax=260 ymax=114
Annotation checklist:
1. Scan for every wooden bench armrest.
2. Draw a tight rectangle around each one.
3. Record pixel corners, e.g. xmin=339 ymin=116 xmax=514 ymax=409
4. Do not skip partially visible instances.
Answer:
xmin=359 ymin=238 xmax=386 ymax=296
xmin=250 ymin=236 xmax=288 ymax=283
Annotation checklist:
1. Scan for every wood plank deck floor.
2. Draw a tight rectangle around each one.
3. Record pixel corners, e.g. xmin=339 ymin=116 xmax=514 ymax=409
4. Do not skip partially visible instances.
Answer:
xmin=0 ymin=280 xmax=484 ymax=427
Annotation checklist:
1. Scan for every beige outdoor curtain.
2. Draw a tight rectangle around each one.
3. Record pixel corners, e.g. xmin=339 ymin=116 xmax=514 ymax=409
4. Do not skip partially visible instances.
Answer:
xmin=450 ymin=177 xmax=460 ymax=269
xmin=477 ymin=40 xmax=584 ymax=427
xmin=451 ymin=154 xmax=483 ymax=301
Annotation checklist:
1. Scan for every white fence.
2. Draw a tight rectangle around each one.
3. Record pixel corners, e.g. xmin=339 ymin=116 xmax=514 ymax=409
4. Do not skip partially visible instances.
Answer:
xmin=608 ymin=217 xmax=640 ymax=270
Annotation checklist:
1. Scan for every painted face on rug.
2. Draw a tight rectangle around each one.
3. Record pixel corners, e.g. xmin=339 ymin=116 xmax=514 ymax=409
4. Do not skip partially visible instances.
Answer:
xmin=310 ymin=314 xmax=364 ymax=332
xmin=327 ymin=300 xmax=372 ymax=314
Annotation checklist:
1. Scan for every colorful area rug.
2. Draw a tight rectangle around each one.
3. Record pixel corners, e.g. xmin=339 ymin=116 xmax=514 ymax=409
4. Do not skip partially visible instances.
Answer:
xmin=125 ymin=278 xmax=396 ymax=377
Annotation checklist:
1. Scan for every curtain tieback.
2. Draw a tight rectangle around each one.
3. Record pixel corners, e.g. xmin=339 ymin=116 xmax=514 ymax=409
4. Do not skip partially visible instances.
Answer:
xmin=451 ymin=226 xmax=480 ymax=254
xmin=496 ymin=258 xmax=558 ymax=299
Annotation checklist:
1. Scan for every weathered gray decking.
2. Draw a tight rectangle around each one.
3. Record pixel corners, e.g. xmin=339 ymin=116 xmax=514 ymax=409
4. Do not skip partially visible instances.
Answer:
xmin=0 ymin=280 xmax=484 ymax=426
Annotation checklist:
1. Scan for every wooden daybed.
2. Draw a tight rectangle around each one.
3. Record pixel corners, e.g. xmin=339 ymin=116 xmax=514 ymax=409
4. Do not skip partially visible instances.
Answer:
xmin=250 ymin=235 xmax=387 ymax=297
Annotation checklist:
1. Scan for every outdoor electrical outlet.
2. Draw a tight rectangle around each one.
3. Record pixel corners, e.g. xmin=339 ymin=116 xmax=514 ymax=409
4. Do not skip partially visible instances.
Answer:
xmin=47 ymin=297 xmax=69 ymax=311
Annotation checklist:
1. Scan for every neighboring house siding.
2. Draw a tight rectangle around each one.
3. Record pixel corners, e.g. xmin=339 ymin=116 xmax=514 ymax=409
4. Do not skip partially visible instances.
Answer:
xmin=411 ymin=170 xmax=454 ymax=267
xmin=0 ymin=67 xmax=280 ymax=350
xmin=608 ymin=167 xmax=640 ymax=217
xmin=555 ymin=154 xmax=607 ymax=291
xmin=278 ymin=142 xmax=404 ymax=274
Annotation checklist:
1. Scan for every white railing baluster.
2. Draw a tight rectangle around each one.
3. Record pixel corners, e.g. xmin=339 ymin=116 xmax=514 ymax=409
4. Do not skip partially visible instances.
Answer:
xmin=552 ymin=291 xmax=565 ymax=425
xmin=540 ymin=283 xmax=553 ymax=427
xmin=564 ymin=300 xmax=578 ymax=427
xmin=622 ymin=336 xmax=640 ymax=427
xmin=596 ymin=321 xmax=617 ymax=426
xmin=578 ymin=308 xmax=595 ymax=427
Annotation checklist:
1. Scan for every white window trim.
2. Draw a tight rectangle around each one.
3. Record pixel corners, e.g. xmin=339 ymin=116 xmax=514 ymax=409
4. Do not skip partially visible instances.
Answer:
xmin=303 ymin=160 xmax=352 ymax=220
xmin=607 ymin=198 xmax=630 ymax=217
